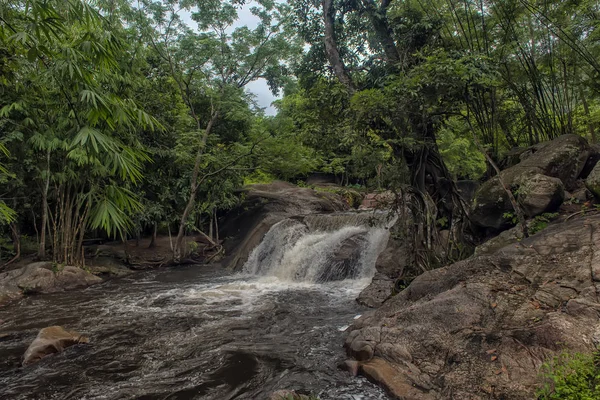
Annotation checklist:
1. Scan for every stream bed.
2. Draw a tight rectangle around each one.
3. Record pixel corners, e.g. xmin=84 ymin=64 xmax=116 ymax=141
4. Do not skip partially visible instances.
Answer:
xmin=0 ymin=265 xmax=386 ymax=400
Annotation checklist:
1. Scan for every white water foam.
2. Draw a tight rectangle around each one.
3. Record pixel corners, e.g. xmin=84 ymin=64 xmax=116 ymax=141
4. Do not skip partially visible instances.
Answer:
xmin=243 ymin=212 xmax=395 ymax=284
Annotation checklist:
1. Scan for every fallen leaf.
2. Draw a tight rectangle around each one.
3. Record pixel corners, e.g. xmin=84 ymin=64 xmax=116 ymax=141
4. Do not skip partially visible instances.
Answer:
xmin=486 ymin=349 xmax=497 ymax=355
xmin=491 ymin=355 xmax=498 ymax=361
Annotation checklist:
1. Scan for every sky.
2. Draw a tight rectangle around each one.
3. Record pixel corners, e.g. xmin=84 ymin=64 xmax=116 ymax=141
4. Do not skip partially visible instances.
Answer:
xmin=179 ymin=3 xmax=280 ymax=116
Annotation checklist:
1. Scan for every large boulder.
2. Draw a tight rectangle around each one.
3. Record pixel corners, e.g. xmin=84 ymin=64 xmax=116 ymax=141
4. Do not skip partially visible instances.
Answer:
xmin=219 ymin=182 xmax=348 ymax=270
xmin=516 ymin=173 xmax=564 ymax=216
xmin=471 ymin=135 xmax=588 ymax=230
xmin=23 ymin=326 xmax=89 ymax=366
xmin=0 ymin=262 xmax=102 ymax=305
xmin=585 ymin=162 xmax=600 ymax=199
xmin=517 ymin=134 xmax=590 ymax=188
xmin=344 ymin=215 xmax=600 ymax=399
xmin=325 ymin=233 xmax=368 ymax=281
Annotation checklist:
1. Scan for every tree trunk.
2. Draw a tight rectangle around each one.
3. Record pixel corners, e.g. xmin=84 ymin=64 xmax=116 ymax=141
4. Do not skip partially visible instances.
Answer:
xmin=149 ymin=223 xmax=157 ymax=249
xmin=322 ymin=0 xmax=355 ymax=93
xmin=214 ymin=209 xmax=219 ymax=243
xmin=580 ymin=87 xmax=596 ymax=143
xmin=3 ymin=222 xmax=21 ymax=267
xmin=174 ymin=111 xmax=219 ymax=262
xmin=361 ymin=0 xmax=400 ymax=65
xmin=38 ymin=150 xmax=51 ymax=259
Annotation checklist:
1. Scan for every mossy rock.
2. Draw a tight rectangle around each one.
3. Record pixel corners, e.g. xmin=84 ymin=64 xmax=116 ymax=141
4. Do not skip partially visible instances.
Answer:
xmin=585 ymin=162 xmax=600 ymax=199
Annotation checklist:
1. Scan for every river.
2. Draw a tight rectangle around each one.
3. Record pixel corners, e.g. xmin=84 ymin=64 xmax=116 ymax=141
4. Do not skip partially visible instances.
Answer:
xmin=0 ymin=213 xmax=392 ymax=399
xmin=0 ymin=266 xmax=390 ymax=399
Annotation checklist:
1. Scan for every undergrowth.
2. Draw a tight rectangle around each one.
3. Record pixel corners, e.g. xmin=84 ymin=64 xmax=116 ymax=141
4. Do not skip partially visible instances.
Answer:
xmin=537 ymin=351 xmax=600 ymax=399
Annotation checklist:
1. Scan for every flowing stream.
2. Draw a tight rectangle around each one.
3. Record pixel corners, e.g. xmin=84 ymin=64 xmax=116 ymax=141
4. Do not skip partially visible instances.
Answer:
xmin=0 ymin=212 xmax=393 ymax=400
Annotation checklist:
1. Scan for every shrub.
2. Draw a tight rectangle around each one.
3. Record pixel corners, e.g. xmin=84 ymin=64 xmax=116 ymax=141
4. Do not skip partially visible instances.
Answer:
xmin=537 ymin=351 xmax=600 ymax=399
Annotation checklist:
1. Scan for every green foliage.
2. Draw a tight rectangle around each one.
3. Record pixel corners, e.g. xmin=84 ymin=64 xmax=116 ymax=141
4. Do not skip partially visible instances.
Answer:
xmin=437 ymin=118 xmax=487 ymax=180
xmin=537 ymin=351 xmax=600 ymax=399
xmin=314 ymin=186 xmax=364 ymax=209
xmin=529 ymin=213 xmax=559 ymax=235
xmin=244 ymin=170 xmax=276 ymax=186
xmin=503 ymin=211 xmax=519 ymax=225
xmin=0 ymin=0 xmax=598 ymax=266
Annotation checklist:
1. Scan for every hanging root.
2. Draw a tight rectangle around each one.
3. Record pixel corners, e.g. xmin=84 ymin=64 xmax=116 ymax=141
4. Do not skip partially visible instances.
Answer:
xmin=391 ymin=183 xmax=474 ymax=276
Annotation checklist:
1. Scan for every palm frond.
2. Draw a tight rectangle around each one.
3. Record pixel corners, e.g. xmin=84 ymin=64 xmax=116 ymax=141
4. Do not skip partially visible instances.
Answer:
xmin=88 ymin=185 xmax=142 ymax=239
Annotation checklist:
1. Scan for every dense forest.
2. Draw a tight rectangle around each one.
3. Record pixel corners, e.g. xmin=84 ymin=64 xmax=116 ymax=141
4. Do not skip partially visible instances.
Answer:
xmin=0 ymin=0 xmax=598 ymax=266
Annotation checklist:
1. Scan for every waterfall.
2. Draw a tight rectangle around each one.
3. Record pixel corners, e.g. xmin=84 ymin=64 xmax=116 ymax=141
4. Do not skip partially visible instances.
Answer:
xmin=243 ymin=212 xmax=394 ymax=283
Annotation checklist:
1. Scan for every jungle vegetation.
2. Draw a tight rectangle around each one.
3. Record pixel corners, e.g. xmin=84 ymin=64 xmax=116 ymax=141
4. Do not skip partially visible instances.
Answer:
xmin=0 ymin=0 xmax=598 ymax=264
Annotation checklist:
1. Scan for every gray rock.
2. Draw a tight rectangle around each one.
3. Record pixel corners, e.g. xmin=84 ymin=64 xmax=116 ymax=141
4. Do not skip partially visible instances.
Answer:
xmin=474 ymin=225 xmax=525 ymax=256
xmin=345 ymin=215 xmax=600 ymax=399
xmin=518 ymin=134 xmax=590 ymax=188
xmin=516 ymin=173 xmax=564 ymax=216
xmin=471 ymin=135 xmax=588 ymax=230
xmin=268 ymin=390 xmax=310 ymax=400
xmin=356 ymin=272 xmax=394 ymax=308
xmin=0 ymin=263 xmax=102 ymax=305
xmin=585 ymin=162 xmax=600 ymax=199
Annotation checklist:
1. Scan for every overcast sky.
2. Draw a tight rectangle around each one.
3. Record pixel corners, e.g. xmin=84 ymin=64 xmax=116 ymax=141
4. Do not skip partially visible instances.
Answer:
xmin=179 ymin=4 xmax=280 ymax=115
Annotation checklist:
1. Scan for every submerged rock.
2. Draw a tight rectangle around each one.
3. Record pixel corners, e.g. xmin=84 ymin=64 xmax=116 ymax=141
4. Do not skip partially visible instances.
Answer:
xmin=268 ymin=390 xmax=310 ymax=400
xmin=23 ymin=326 xmax=89 ymax=366
xmin=345 ymin=215 xmax=600 ymax=399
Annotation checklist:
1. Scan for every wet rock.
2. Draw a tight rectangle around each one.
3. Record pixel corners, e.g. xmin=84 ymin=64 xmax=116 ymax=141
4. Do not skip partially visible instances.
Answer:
xmin=471 ymin=135 xmax=589 ymax=230
xmin=356 ymin=272 xmax=394 ymax=308
xmin=0 ymin=262 xmax=102 ymax=304
xmin=345 ymin=215 xmax=600 ymax=399
xmin=219 ymin=181 xmax=348 ymax=270
xmin=268 ymin=390 xmax=310 ymax=400
xmin=340 ymin=359 xmax=360 ymax=376
xmin=325 ymin=233 xmax=368 ymax=281
xmin=87 ymin=258 xmax=133 ymax=278
xmin=23 ymin=326 xmax=89 ymax=366
xmin=585 ymin=162 xmax=600 ymax=200
xmin=355 ymin=229 xmax=415 ymax=308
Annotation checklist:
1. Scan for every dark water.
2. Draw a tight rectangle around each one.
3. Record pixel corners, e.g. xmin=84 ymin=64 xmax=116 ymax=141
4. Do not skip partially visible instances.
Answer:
xmin=0 ymin=266 xmax=386 ymax=400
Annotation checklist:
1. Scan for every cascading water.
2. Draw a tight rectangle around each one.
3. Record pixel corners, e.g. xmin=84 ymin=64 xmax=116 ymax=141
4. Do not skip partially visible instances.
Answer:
xmin=0 ymin=211 xmax=394 ymax=400
xmin=243 ymin=212 xmax=395 ymax=283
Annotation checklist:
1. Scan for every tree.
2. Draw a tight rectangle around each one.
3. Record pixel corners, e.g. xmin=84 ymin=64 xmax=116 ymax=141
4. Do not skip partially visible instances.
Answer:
xmin=1 ymin=0 xmax=157 ymax=265
xmin=136 ymin=0 xmax=298 ymax=261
